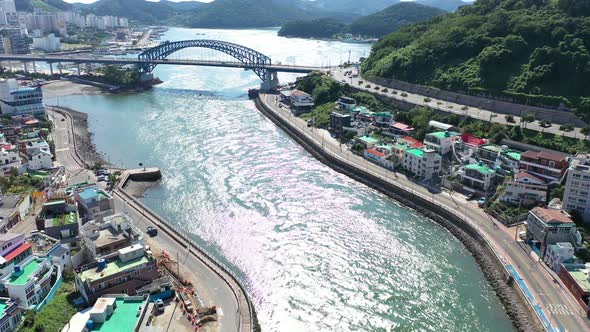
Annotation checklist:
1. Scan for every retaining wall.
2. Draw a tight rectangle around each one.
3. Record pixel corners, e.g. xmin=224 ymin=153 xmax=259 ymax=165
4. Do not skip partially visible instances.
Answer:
xmin=255 ymin=96 xmax=542 ymax=332
xmin=367 ymin=76 xmax=585 ymax=127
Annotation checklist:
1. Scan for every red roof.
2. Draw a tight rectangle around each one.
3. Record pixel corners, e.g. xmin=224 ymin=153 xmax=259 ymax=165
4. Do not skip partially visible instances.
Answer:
xmin=522 ymin=150 xmax=567 ymax=162
xmin=366 ymin=148 xmax=385 ymax=158
xmin=3 ymin=242 xmax=31 ymax=262
xmin=461 ymin=133 xmax=486 ymax=146
xmin=391 ymin=122 xmax=414 ymax=131
xmin=515 ymin=171 xmax=545 ymax=183
xmin=400 ymin=136 xmax=423 ymax=148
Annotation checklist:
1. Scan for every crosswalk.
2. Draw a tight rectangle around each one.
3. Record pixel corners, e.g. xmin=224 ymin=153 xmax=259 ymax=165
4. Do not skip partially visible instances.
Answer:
xmin=547 ymin=303 xmax=574 ymax=316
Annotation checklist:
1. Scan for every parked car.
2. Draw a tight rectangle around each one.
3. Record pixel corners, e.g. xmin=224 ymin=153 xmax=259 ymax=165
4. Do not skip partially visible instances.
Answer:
xmin=478 ymin=197 xmax=487 ymax=207
xmin=466 ymin=192 xmax=476 ymax=200
xmin=147 ymin=226 xmax=158 ymax=236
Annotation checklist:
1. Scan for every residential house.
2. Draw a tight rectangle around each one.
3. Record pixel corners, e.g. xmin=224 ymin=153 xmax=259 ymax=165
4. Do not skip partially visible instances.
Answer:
xmin=355 ymin=135 xmax=379 ymax=149
xmin=79 ymin=213 xmax=143 ymax=261
xmin=62 ymin=295 xmax=150 ymax=332
xmin=0 ymin=194 xmax=31 ymax=232
xmin=391 ymin=142 xmax=410 ymax=167
xmin=329 ymin=112 xmax=351 ymax=135
xmin=0 ymin=144 xmax=21 ymax=176
xmin=372 ymin=112 xmax=392 ymax=128
xmin=364 ymin=145 xmax=394 ymax=170
xmin=397 ymin=136 xmax=423 ymax=148
xmin=544 ymin=242 xmax=575 ymax=272
xmin=1 ymin=254 xmax=62 ymax=309
xmin=27 ymin=232 xmax=72 ymax=271
xmin=74 ymin=185 xmax=114 ymax=224
xmin=289 ymin=90 xmax=314 ymax=115
xmin=501 ymin=172 xmax=548 ymax=207
xmin=0 ymin=298 xmax=22 ymax=332
xmin=455 ymin=133 xmax=486 ymax=158
xmin=27 ymin=149 xmax=52 ymax=170
xmin=74 ymin=244 xmax=158 ymax=305
xmin=37 ymin=200 xmax=80 ymax=242
xmin=526 ymin=207 xmax=578 ymax=255
xmin=336 ymin=96 xmax=356 ymax=111
xmin=0 ymin=79 xmax=45 ymax=117
xmin=478 ymin=144 xmax=503 ymax=165
xmin=390 ymin=122 xmax=415 ymax=136
xmin=0 ymin=233 xmax=30 ymax=278
xmin=519 ymin=150 xmax=569 ymax=184
xmin=353 ymin=106 xmax=373 ymax=122
xmin=424 ymin=131 xmax=460 ymax=155
xmin=403 ymin=148 xmax=442 ymax=181
xmin=461 ymin=162 xmax=496 ymax=193
xmin=428 ymin=120 xmax=460 ymax=133
xmin=563 ymin=154 xmax=590 ymax=223
xmin=558 ymin=263 xmax=590 ymax=314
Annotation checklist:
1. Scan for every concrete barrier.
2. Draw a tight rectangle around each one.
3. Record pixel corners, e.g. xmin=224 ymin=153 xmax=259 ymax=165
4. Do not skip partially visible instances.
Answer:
xmin=255 ymin=96 xmax=542 ymax=332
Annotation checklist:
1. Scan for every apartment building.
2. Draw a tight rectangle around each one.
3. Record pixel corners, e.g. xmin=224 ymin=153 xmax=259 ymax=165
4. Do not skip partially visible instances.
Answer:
xmin=563 ymin=154 xmax=590 ymax=223
xmin=423 ymin=131 xmax=460 ymax=155
xmin=403 ymin=148 xmax=442 ymax=181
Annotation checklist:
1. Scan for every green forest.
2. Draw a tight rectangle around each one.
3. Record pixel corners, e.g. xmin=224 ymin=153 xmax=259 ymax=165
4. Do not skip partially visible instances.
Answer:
xmin=279 ymin=2 xmax=445 ymax=38
xmin=362 ymin=0 xmax=590 ymax=121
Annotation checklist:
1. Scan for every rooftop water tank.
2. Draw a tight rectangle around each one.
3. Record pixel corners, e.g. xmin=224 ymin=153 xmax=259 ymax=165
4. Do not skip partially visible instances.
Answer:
xmin=97 ymin=259 xmax=106 ymax=270
xmin=14 ymin=265 xmax=21 ymax=273
xmin=86 ymin=319 xmax=94 ymax=330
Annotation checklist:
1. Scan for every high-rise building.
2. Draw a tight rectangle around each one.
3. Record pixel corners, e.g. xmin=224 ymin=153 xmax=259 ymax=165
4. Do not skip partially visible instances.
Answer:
xmin=563 ymin=153 xmax=590 ymax=222
xmin=0 ymin=28 xmax=30 ymax=55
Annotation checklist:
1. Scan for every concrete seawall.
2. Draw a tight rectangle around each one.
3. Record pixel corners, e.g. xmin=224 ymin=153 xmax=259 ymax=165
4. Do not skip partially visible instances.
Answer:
xmin=254 ymin=96 xmax=541 ymax=332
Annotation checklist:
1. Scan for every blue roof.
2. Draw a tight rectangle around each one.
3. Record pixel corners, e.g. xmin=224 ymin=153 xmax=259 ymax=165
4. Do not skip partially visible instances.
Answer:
xmin=78 ymin=187 xmax=99 ymax=201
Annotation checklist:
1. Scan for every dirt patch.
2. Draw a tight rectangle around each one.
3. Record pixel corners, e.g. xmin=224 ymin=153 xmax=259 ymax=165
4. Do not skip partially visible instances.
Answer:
xmin=42 ymin=80 xmax=103 ymax=99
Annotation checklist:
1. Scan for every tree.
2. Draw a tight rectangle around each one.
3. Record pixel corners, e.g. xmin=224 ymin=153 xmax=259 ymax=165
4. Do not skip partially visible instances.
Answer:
xmin=550 ymin=185 xmax=565 ymax=200
xmin=521 ymin=114 xmax=535 ymax=128
xmin=582 ymin=126 xmax=590 ymax=139
xmin=559 ymin=124 xmax=574 ymax=135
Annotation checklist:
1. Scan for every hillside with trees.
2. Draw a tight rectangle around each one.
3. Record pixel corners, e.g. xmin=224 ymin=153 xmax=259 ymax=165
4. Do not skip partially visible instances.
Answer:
xmin=279 ymin=2 xmax=446 ymax=39
xmin=348 ymin=2 xmax=445 ymax=37
xmin=362 ymin=0 xmax=590 ymax=121
xmin=15 ymin=0 xmax=71 ymax=12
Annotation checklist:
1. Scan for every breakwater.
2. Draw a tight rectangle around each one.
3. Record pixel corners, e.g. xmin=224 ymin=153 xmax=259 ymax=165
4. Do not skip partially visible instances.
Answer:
xmin=254 ymin=95 xmax=541 ymax=332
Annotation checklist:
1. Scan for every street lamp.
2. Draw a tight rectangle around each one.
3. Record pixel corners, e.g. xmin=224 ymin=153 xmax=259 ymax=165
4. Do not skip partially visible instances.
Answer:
xmin=139 ymin=162 xmax=145 ymax=171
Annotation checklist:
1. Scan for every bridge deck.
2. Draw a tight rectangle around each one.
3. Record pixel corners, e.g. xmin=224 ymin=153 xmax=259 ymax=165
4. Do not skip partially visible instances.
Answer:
xmin=0 ymin=55 xmax=326 ymax=74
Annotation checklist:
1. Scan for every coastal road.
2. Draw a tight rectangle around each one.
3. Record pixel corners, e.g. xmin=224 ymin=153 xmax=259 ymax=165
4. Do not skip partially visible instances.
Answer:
xmin=261 ymin=93 xmax=590 ymax=332
xmin=330 ymin=68 xmax=586 ymax=139
xmin=49 ymin=107 xmax=248 ymax=332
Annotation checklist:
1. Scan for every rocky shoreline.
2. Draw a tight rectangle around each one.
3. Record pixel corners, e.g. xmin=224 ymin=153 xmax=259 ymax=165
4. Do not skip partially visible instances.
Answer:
xmin=52 ymin=105 xmax=108 ymax=167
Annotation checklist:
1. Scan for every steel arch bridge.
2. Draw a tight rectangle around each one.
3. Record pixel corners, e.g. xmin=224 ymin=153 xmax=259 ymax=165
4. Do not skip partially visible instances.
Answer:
xmin=138 ymin=40 xmax=274 ymax=82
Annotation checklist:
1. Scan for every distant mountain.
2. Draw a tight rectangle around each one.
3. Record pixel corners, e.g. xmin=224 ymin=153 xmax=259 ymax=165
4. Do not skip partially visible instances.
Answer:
xmin=81 ymin=0 xmax=179 ymax=24
xmin=15 ymin=0 xmax=72 ymax=12
xmin=349 ymin=2 xmax=445 ymax=37
xmin=279 ymin=2 xmax=445 ymax=39
xmin=161 ymin=0 xmax=205 ymax=11
xmin=186 ymin=0 xmax=313 ymax=28
xmin=417 ymin=0 xmax=469 ymax=12
xmin=279 ymin=18 xmax=347 ymax=38
xmin=308 ymin=0 xmax=400 ymax=16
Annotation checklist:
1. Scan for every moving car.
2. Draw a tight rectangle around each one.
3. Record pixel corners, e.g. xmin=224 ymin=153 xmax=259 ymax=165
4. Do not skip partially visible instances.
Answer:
xmin=147 ymin=226 xmax=158 ymax=236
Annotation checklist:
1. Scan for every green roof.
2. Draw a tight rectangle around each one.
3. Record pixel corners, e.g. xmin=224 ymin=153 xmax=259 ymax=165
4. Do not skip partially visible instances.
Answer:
xmin=394 ymin=143 xmax=409 ymax=151
xmin=91 ymin=299 xmax=145 ymax=332
xmin=428 ymin=131 xmax=460 ymax=139
xmin=44 ymin=200 xmax=65 ymax=207
xmin=481 ymin=144 xmax=502 ymax=153
xmin=8 ymin=259 xmax=45 ymax=285
xmin=565 ymin=265 xmax=590 ymax=292
xmin=465 ymin=163 xmax=495 ymax=175
xmin=0 ymin=300 xmax=8 ymax=318
xmin=503 ymin=150 xmax=522 ymax=161
xmin=353 ymin=106 xmax=371 ymax=114
xmin=79 ymin=256 xmax=150 ymax=282
xmin=49 ymin=212 xmax=78 ymax=226
xmin=406 ymin=148 xmax=424 ymax=158
xmin=357 ymin=136 xmax=379 ymax=144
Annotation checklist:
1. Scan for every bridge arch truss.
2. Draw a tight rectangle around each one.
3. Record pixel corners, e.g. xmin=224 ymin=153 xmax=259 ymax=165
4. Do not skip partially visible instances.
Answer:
xmin=138 ymin=40 xmax=273 ymax=82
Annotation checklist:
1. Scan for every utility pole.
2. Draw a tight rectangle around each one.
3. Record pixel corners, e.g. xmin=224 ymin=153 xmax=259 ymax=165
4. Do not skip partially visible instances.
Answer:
xmin=348 ymin=50 xmax=351 ymax=65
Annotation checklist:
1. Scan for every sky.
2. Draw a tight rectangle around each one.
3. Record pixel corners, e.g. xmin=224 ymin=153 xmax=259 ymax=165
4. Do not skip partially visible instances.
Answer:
xmin=62 ymin=0 xmax=212 ymax=3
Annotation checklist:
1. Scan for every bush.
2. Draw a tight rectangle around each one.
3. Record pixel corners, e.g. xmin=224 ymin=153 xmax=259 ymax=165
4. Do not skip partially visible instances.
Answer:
xmin=365 ymin=84 xmax=371 ymax=88
xmin=424 ymin=97 xmax=431 ymax=102
xmin=401 ymin=92 xmax=408 ymax=97
xmin=382 ymin=88 xmax=389 ymax=92
xmin=505 ymin=115 xmax=515 ymax=123
xmin=392 ymin=90 xmax=398 ymax=94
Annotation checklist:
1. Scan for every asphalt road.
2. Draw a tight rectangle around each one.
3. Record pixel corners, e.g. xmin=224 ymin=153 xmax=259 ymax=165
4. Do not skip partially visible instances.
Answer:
xmin=262 ymin=94 xmax=590 ymax=332
xmin=331 ymin=68 xmax=585 ymax=139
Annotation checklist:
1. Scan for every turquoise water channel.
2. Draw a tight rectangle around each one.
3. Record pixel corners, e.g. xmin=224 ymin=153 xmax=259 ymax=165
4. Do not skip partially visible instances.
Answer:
xmin=50 ymin=27 xmax=514 ymax=332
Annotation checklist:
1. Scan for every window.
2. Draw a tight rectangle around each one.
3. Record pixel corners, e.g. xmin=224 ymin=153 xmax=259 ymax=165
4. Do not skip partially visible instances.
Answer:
xmin=0 ymin=322 xmax=9 ymax=332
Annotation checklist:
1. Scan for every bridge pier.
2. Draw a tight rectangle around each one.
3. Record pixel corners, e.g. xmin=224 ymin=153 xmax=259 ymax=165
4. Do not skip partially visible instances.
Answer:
xmin=76 ymin=63 xmax=81 ymax=75
xmin=49 ymin=63 xmax=53 ymax=76
xmin=260 ymin=70 xmax=279 ymax=92
xmin=32 ymin=61 xmax=36 ymax=74
xmin=58 ymin=62 xmax=62 ymax=75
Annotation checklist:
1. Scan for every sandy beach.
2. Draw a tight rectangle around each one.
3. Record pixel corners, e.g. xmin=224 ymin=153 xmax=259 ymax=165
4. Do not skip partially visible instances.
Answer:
xmin=42 ymin=80 xmax=103 ymax=99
